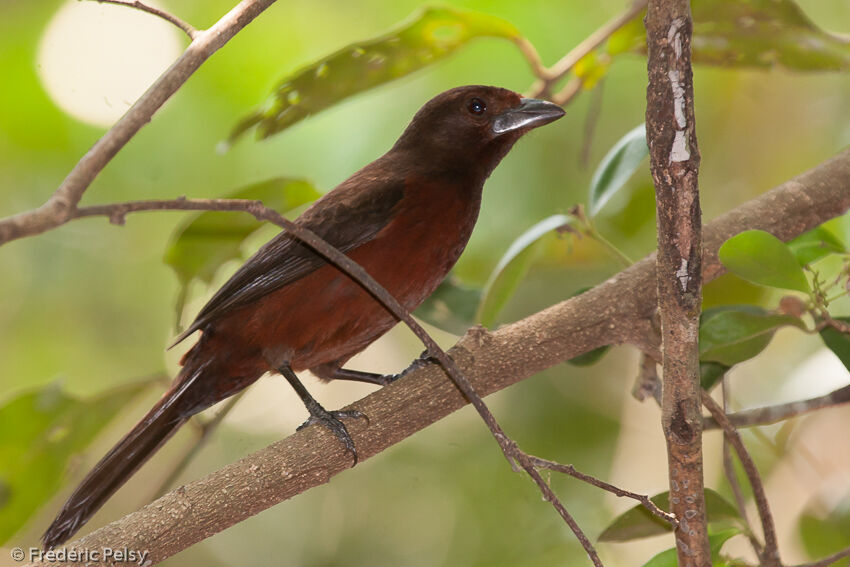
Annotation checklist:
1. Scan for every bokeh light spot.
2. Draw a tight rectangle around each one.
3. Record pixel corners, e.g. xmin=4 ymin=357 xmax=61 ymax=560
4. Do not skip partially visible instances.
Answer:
xmin=37 ymin=0 xmax=182 ymax=127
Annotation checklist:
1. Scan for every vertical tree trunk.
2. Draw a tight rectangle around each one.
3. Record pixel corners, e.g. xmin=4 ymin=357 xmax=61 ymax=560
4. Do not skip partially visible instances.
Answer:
xmin=645 ymin=1 xmax=709 ymax=565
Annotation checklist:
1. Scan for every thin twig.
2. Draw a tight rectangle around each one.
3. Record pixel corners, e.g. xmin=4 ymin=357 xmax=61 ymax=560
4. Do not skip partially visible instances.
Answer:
xmin=721 ymin=378 xmax=765 ymax=560
xmin=580 ymin=79 xmax=606 ymax=168
xmin=704 ymin=384 xmax=850 ymax=430
xmin=0 ymin=0 xmax=279 ymax=246
xmin=529 ymin=456 xmax=678 ymax=527
xmin=527 ymin=0 xmax=647 ymax=98
xmin=702 ymin=392 xmax=781 ymax=566
xmin=551 ymin=77 xmax=583 ymax=106
xmin=74 ymin=196 xmax=604 ymax=565
xmin=92 ymin=0 xmax=198 ymax=39
xmin=790 ymin=546 xmax=850 ymax=567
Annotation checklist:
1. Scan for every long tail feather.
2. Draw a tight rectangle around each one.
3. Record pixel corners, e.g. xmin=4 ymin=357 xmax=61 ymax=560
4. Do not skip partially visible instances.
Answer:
xmin=41 ymin=364 xmax=208 ymax=549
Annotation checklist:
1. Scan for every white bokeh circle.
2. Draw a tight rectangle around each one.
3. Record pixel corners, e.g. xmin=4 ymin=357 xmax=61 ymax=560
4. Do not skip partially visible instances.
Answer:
xmin=37 ymin=0 xmax=182 ymax=127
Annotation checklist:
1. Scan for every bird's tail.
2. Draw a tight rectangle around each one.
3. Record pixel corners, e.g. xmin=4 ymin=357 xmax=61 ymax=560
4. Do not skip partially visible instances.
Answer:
xmin=41 ymin=363 xmax=210 ymax=549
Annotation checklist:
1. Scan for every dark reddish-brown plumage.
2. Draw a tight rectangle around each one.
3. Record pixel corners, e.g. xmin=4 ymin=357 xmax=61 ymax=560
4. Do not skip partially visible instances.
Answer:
xmin=43 ymin=85 xmax=564 ymax=549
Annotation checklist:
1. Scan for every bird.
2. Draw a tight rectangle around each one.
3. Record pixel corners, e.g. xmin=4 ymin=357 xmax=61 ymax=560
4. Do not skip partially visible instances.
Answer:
xmin=42 ymin=85 xmax=564 ymax=549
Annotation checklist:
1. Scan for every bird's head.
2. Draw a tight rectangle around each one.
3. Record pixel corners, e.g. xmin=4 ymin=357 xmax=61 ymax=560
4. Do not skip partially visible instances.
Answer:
xmin=393 ymin=85 xmax=565 ymax=179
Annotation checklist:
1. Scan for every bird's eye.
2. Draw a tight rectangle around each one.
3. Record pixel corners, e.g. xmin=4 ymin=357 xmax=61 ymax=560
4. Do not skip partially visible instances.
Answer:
xmin=467 ymin=97 xmax=486 ymax=115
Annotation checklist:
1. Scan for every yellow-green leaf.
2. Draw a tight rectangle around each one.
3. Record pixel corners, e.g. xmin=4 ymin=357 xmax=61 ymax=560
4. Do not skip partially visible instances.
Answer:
xmin=608 ymin=0 xmax=850 ymax=72
xmin=700 ymin=305 xmax=805 ymax=366
xmin=718 ymin=230 xmax=811 ymax=292
xmin=230 ymin=6 xmax=520 ymax=142
xmin=164 ymin=178 xmax=320 ymax=287
xmin=0 ymin=380 xmax=155 ymax=544
xmin=476 ymin=214 xmax=572 ymax=327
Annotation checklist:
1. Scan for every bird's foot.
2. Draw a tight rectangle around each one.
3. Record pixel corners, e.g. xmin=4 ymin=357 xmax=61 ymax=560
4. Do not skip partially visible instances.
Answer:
xmin=297 ymin=406 xmax=368 ymax=464
xmin=385 ymin=350 xmax=439 ymax=383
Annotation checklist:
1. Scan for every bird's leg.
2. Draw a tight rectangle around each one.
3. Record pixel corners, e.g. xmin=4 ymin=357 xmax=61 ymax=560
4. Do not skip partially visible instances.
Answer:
xmin=315 ymin=350 xmax=439 ymax=386
xmin=277 ymin=363 xmax=366 ymax=464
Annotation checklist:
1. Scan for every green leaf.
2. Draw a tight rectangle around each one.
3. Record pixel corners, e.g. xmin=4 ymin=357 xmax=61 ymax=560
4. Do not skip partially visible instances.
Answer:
xmin=610 ymin=0 xmax=850 ymax=73
xmin=699 ymin=305 xmax=805 ymax=366
xmin=567 ymin=345 xmax=610 ymax=367
xmin=0 ymin=380 xmax=154 ymax=544
xmin=788 ymin=226 xmax=846 ymax=266
xmin=718 ymin=230 xmax=811 ymax=292
xmin=414 ymin=276 xmax=482 ymax=335
xmin=163 ymin=178 xmax=320 ymax=311
xmin=476 ymin=214 xmax=572 ymax=327
xmin=700 ymin=360 xmax=730 ymax=390
xmin=230 ymin=6 xmax=519 ymax=142
xmin=599 ymin=488 xmax=740 ymax=542
xmin=798 ymin=496 xmax=850 ymax=564
xmin=588 ymin=123 xmax=648 ymax=217
xmin=641 ymin=529 xmax=740 ymax=567
xmin=819 ymin=316 xmax=850 ymax=372
xmin=690 ymin=0 xmax=850 ymax=71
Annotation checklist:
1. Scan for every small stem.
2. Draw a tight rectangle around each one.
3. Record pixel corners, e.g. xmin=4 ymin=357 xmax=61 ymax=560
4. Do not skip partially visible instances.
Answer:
xmin=790 ymin=546 xmax=850 ymax=567
xmin=586 ymin=222 xmax=634 ymax=266
xmin=702 ymin=392 xmax=781 ymax=566
xmin=721 ymin=379 xmax=765 ymax=560
xmin=529 ymin=456 xmax=678 ymax=527
xmin=703 ymin=384 xmax=850 ymax=430
xmin=92 ymin=0 xmax=198 ymax=39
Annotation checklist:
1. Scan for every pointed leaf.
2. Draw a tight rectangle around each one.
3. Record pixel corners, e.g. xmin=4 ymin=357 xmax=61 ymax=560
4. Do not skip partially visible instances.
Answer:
xmin=788 ymin=226 xmax=846 ymax=266
xmin=819 ymin=316 xmax=850 ymax=372
xmin=700 ymin=305 xmax=805 ymax=366
xmin=599 ymin=488 xmax=740 ymax=542
xmin=476 ymin=214 xmax=572 ymax=327
xmin=610 ymin=0 xmax=850 ymax=73
xmin=414 ymin=276 xmax=482 ymax=335
xmin=588 ymin=123 xmax=648 ymax=217
xmin=164 ymin=178 xmax=320 ymax=288
xmin=0 ymin=380 xmax=154 ymax=543
xmin=718 ymin=230 xmax=810 ymax=292
xmin=798 ymin=496 xmax=850 ymax=561
xmin=230 ymin=6 xmax=520 ymax=142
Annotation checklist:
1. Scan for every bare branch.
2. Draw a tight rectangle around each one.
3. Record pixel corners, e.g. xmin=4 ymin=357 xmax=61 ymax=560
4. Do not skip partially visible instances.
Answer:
xmin=646 ymin=0 xmax=709 ymax=563
xmin=0 ymin=0 xmax=279 ymax=246
xmin=26 ymin=149 xmax=850 ymax=566
xmin=704 ymin=384 xmax=850 ymax=430
xmin=92 ymin=0 xmax=197 ymax=39
xmin=527 ymin=0 xmax=647 ymax=98
xmin=721 ymin=379 xmax=765 ymax=560
xmin=790 ymin=546 xmax=850 ymax=567
xmin=529 ymin=456 xmax=678 ymax=527
xmin=702 ymin=392 xmax=781 ymax=566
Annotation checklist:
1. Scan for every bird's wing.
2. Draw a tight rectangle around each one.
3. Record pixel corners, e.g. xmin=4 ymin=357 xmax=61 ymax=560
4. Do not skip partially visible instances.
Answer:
xmin=170 ymin=174 xmax=405 ymax=347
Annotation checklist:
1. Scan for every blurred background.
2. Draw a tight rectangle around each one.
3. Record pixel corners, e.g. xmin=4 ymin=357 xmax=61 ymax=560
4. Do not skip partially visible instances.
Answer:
xmin=1 ymin=0 xmax=849 ymax=565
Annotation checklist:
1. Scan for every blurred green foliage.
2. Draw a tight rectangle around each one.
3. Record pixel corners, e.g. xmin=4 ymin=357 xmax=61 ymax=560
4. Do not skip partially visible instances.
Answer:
xmin=1 ymin=0 xmax=850 ymax=565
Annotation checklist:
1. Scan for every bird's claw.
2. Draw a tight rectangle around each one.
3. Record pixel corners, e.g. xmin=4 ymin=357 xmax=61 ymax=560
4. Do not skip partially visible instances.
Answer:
xmin=297 ymin=408 xmax=368 ymax=464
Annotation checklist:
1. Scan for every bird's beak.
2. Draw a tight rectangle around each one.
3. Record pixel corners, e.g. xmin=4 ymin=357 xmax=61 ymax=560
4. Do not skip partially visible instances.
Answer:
xmin=491 ymin=98 xmax=565 ymax=135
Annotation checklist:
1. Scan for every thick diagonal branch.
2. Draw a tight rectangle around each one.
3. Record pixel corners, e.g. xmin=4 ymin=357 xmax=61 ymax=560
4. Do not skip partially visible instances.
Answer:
xmin=28 ymin=150 xmax=850 ymax=566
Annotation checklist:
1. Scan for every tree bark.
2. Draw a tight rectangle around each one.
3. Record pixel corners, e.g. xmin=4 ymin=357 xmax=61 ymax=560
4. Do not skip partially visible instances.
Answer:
xmin=645 ymin=0 xmax=709 ymax=564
